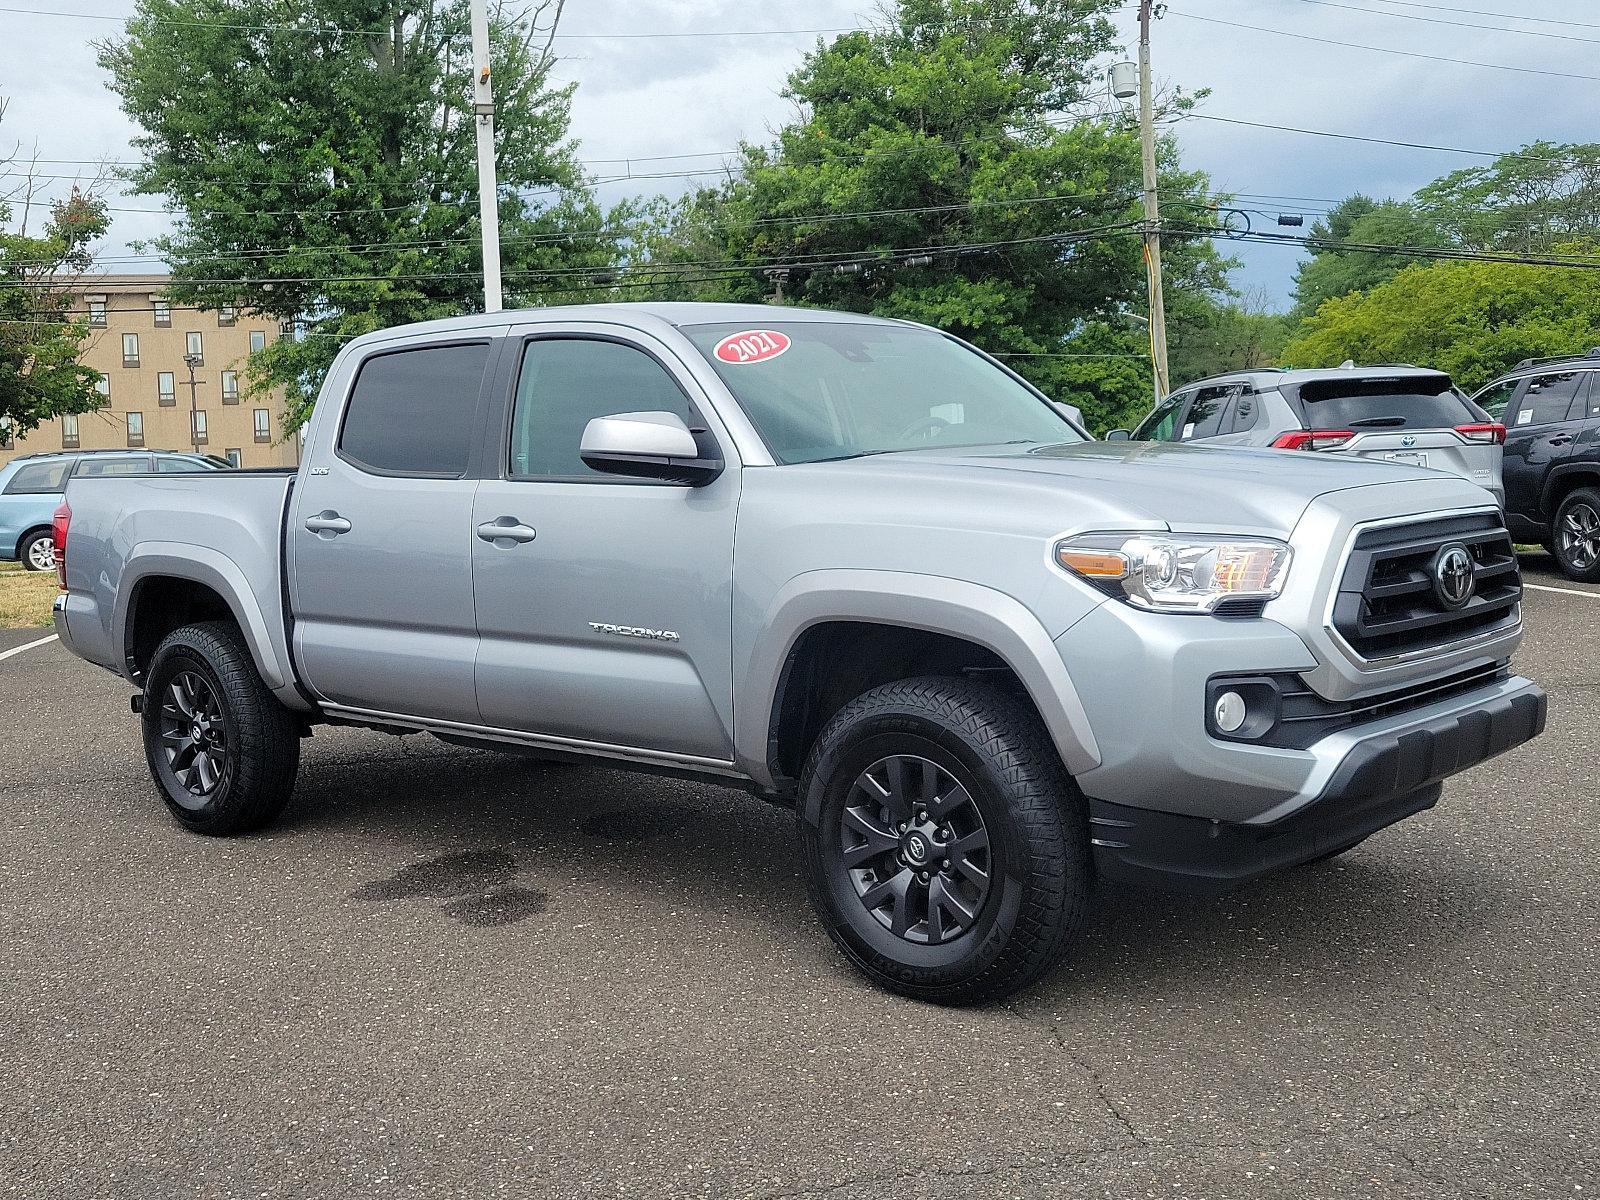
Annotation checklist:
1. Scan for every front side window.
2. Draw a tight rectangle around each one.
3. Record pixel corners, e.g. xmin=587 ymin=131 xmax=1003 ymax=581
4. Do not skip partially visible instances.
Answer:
xmin=127 ymin=411 xmax=144 ymax=447
xmin=158 ymin=371 xmax=176 ymax=405
xmin=1474 ymin=379 xmax=1519 ymax=422
xmin=509 ymin=338 xmax=696 ymax=479
xmin=1510 ymin=371 xmax=1588 ymax=428
xmin=122 ymin=333 xmax=139 ymax=367
xmin=1133 ymin=392 xmax=1192 ymax=442
xmin=4 ymin=459 xmax=71 ymax=494
xmin=337 ymin=342 xmax=489 ymax=475
xmin=683 ymin=322 xmax=1081 ymax=464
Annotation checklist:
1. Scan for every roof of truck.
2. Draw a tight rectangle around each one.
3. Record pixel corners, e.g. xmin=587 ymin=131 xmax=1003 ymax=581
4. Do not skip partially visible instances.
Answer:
xmin=338 ymin=302 xmax=906 ymax=351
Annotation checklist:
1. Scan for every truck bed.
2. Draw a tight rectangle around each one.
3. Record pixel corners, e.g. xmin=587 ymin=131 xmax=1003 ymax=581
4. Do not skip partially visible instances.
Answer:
xmin=55 ymin=470 xmax=302 ymax=705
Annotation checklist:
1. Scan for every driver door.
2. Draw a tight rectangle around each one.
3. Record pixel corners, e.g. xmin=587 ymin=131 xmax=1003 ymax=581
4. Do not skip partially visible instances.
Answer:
xmin=470 ymin=325 xmax=741 ymax=761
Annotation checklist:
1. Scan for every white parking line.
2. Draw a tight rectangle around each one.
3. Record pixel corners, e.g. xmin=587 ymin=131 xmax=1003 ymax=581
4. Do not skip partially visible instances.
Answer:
xmin=1525 ymin=582 xmax=1600 ymax=599
xmin=0 ymin=634 xmax=58 ymax=662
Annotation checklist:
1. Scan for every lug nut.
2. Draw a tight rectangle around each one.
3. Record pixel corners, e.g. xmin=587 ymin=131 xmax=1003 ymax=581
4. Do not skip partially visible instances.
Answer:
xmin=918 ymin=871 xmax=929 ymax=882
xmin=941 ymin=860 xmax=951 ymax=870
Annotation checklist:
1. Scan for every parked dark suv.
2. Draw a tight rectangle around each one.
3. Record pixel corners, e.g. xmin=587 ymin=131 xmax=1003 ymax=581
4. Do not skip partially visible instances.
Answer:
xmin=1472 ymin=350 xmax=1600 ymax=581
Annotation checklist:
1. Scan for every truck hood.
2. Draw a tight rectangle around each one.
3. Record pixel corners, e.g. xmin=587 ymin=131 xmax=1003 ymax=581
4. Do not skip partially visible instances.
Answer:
xmin=812 ymin=440 xmax=1456 ymax=538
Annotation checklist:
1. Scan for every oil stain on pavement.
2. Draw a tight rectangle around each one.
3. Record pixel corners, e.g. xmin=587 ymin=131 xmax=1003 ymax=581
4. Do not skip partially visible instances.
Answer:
xmin=352 ymin=849 xmax=548 ymax=927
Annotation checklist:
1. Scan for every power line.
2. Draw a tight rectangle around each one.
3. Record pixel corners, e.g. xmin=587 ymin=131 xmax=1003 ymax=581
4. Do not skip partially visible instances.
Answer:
xmin=1354 ymin=0 xmax=1600 ymax=33
xmin=1278 ymin=0 xmax=1600 ymax=46
xmin=1165 ymin=6 xmax=1600 ymax=83
xmin=1182 ymin=113 xmax=1599 ymax=169
xmin=1167 ymin=220 xmax=1600 ymax=270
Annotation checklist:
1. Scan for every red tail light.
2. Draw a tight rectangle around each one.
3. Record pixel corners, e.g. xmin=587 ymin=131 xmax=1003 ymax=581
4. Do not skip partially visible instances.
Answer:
xmin=1272 ymin=429 xmax=1355 ymax=451
xmin=51 ymin=500 xmax=70 ymax=590
xmin=1455 ymin=422 xmax=1506 ymax=444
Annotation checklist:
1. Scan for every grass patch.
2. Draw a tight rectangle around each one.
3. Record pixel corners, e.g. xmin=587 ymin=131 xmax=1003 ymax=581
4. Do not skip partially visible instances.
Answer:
xmin=0 ymin=562 xmax=58 ymax=629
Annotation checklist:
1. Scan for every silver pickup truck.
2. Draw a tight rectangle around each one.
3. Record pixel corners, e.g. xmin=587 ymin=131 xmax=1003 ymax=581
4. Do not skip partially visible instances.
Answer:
xmin=53 ymin=302 xmax=1546 ymax=1004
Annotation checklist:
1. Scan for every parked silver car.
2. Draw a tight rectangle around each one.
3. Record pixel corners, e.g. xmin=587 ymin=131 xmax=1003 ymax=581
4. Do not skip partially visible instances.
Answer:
xmin=1113 ymin=364 xmax=1506 ymax=505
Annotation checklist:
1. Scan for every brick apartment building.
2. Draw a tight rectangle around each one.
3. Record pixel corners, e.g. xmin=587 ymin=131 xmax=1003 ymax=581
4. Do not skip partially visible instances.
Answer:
xmin=0 ymin=274 xmax=299 ymax=470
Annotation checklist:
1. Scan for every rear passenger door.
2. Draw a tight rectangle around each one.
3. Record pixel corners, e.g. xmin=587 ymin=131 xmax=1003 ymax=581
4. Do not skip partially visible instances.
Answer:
xmin=1502 ymin=371 xmax=1589 ymax=522
xmin=289 ymin=339 xmax=499 ymax=725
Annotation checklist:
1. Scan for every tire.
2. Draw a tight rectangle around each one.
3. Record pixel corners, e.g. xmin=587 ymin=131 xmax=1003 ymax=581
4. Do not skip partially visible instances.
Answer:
xmin=140 ymin=621 xmax=301 ymax=835
xmin=1552 ymin=487 xmax=1600 ymax=583
xmin=19 ymin=529 xmax=54 ymax=572
xmin=797 ymin=676 xmax=1089 ymax=1005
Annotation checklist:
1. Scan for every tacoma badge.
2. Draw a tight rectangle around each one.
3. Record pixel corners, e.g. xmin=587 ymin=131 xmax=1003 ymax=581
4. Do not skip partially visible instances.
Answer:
xmin=589 ymin=622 xmax=680 ymax=642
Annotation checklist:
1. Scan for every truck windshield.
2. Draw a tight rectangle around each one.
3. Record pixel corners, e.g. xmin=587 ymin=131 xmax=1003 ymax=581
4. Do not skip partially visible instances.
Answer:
xmin=683 ymin=321 xmax=1084 ymax=464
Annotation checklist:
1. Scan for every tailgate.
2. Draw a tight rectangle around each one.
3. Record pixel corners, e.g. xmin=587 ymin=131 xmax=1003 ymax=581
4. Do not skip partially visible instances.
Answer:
xmin=1339 ymin=430 xmax=1501 ymax=492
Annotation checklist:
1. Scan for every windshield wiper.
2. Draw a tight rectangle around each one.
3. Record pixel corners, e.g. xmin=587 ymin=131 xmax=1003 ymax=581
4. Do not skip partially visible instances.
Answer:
xmin=1347 ymin=416 xmax=1408 ymax=428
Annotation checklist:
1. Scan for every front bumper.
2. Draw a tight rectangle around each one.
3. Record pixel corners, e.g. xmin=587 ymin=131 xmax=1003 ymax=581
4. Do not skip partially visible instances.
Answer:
xmin=1088 ymin=676 xmax=1546 ymax=894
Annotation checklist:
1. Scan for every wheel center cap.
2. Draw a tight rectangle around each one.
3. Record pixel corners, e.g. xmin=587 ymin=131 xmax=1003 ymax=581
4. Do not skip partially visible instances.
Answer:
xmin=191 ymin=721 xmax=205 ymax=741
xmin=900 ymin=830 xmax=932 ymax=865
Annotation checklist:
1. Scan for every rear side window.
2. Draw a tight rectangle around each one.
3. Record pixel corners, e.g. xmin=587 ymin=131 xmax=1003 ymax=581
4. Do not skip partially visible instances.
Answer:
xmin=1181 ymin=385 xmax=1239 ymax=440
xmin=4 ymin=460 xmax=71 ymax=494
xmin=1509 ymin=371 xmax=1589 ymax=428
xmin=339 ymin=342 xmax=490 ymax=476
xmin=76 ymin=457 xmax=151 ymax=477
xmin=1296 ymin=376 xmax=1474 ymax=430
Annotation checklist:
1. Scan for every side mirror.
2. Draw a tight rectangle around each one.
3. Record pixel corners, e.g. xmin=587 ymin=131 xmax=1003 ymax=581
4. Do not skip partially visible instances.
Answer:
xmin=1105 ymin=428 xmax=1134 ymax=442
xmin=1052 ymin=401 xmax=1084 ymax=426
xmin=579 ymin=411 xmax=723 ymax=486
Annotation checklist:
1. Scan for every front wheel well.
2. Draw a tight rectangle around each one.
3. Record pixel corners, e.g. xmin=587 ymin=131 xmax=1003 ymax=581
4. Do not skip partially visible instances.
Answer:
xmin=126 ymin=576 xmax=238 ymax=682
xmin=766 ymin=621 xmax=1036 ymax=791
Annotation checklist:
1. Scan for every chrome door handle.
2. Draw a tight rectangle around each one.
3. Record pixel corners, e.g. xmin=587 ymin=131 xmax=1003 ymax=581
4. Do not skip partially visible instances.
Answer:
xmin=476 ymin=518 xmax=538 ymax=544
xmin=304 ymin=512 xmax=352 ymax=535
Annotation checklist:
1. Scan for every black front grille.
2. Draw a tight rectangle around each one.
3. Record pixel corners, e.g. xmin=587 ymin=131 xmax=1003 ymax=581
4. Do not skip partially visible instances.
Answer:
xmin=1333 ymin=513 xmax=1520 ymax=658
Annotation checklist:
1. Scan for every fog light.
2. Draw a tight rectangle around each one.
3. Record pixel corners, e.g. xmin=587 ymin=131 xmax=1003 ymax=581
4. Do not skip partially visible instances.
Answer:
xmin=1213 ymin=690 xmax=1247 ymax=733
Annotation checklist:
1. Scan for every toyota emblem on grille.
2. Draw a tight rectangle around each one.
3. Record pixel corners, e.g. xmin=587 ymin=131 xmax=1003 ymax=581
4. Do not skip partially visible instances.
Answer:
xmin=1432 ymin=543 xmax=1476 ymax=609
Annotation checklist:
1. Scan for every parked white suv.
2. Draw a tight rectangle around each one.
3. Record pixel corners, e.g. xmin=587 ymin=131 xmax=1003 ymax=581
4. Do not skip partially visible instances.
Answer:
xmin=1113 ymin=364 xmax=1506 ymax=506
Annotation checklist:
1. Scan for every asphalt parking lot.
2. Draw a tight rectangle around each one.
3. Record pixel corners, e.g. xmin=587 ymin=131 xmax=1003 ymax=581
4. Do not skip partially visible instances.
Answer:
xmin=1 ymin=575 xmax=1595 ymax=1199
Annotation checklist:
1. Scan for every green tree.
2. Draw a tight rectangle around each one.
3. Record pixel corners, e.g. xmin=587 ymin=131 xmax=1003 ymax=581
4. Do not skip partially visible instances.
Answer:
xmin=1289 ymin=195 xmax=1443 ymax=320
xmin=1281 ymin=249 xmax=1600 ymax=393
xmin=635 ymin=0 xmax=1232 ymax=433
xmin=1414 ymin=141 xmax=1600 ymax=254
xmin=1168 ymin=290 xmax=1291 ymax=384
xmin=0 ymin=113 xmax=111 ymax=437
xmin=99 ymin=0 xmax=623 ymax=429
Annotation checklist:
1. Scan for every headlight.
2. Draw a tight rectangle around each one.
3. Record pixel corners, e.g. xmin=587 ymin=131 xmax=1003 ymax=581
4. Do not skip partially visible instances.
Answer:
xmin=1055 ymin=533 xmax=1292 ymax=614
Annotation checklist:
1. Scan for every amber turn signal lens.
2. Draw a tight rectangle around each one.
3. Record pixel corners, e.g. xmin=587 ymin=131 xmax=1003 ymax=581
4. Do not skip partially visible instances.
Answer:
xmin=1056 ymin=547 xmax=1129 ymax=578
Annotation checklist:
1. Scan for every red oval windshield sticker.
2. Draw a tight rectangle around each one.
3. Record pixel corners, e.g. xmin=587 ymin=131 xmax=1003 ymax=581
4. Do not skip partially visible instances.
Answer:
xmin=713 ymin=328 xmax=791 ymax=365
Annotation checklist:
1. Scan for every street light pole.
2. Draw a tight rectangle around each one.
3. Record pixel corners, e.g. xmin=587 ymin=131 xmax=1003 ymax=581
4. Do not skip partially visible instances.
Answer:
xmin=469 ymin=0 xmax=503 ymax=313
xmin=182 ymin=352 xmax=204 ymax=453
xmin=1138 ymin=0 xmax=1171 ymax=402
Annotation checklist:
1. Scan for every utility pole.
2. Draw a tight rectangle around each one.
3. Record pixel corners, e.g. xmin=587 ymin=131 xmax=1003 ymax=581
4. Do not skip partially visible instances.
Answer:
xmin=1138 ymin=0 xmax=1170 ymax=401
xmin=470 ymin=0 xmax=503 ymax=313
xmin=182 ymin=353 xmax=204 ymax=453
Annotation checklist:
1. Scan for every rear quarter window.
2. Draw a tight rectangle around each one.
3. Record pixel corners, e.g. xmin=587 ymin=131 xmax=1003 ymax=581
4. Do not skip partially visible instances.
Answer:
xmin=3 ymin=460 xmax=72 ymax=494
xmin=1294 ymin=376 xmax=1475 ymax=431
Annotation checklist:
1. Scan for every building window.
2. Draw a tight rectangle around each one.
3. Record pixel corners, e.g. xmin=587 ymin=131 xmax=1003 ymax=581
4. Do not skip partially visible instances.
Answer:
xmin=192 ymin=410 xmax=208 ymax=445
xmin=152 ymin=299 xmax=171 ymax=327
xmin=221 ymin=369 xmax=240 ymax=403
xmin=62 ymin=413 xmax=79 ymax=449
xmin=0 ymin=418 xmax=13 ymax=450
xmin=122 ymin=333 xmax=139 ymax=368
xmin=127 ymin=411 xmax=145 ymax=448
xmin=94 ymin=376 xmax=110 ymax=401
xmin=157 ymin=371 xmax=176 ymax=406
xmin=249 ymin=330 xmax=267 ymax=353
xmin=218 ymin=303 xmax=236 ymax=327
xmin=253 ymin=408 xmax=271 ymax=443
xmin=224 ymin=448 xmax=242 ymax=468
xmin=88 ymin=299 xmax=107 ymax=327
xmin=185 ymin=331 xmax=204 ymax=363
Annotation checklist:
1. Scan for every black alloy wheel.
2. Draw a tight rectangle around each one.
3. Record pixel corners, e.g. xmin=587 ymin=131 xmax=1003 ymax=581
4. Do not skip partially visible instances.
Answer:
xmin=1554 ymin=487 xmax=1600 ymax=583
xmin=157 ymin=669 xmax=231 ymax=807
xmin=840 ymin=754 xmax=991 ymax=946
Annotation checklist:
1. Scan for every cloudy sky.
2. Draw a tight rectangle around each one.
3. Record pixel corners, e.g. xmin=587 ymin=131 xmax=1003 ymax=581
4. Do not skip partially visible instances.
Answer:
xmin=1 ymin=0 xmax=1593 ymax=308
